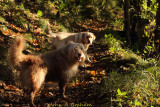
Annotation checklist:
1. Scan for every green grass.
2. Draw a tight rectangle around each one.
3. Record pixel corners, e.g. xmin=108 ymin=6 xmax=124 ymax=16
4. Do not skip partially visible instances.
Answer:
xmin=97 ymin=32 xmax=160 ymax=106
xmin=99 ymin=65 xmax=160 ymax=106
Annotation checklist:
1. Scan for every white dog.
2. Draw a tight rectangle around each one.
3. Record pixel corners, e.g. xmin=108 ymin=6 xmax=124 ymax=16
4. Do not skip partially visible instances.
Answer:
xmin=47 ymin=24 xmax=96 ymax=51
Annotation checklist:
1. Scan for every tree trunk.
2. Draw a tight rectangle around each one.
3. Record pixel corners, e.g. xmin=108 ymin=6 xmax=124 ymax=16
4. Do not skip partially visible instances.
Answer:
xmin=124 ymin=0 xmax=131 ymax=47
xmin=155 ymin=0 xmax=160 ymax=53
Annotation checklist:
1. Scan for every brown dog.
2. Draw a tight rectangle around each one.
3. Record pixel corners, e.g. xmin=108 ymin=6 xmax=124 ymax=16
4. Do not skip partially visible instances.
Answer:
xmin=47 ymin=24 xmax=96 ymax=51
xmin=8 ymin=36 xmax=87 ymax=106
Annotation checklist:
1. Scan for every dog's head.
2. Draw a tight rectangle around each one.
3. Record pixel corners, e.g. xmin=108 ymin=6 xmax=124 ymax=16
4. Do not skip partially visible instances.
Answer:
xmin=68 ymin=42 xmax=86 ymax=63
xmin=81 ymin=32 xmax=96 ymax=44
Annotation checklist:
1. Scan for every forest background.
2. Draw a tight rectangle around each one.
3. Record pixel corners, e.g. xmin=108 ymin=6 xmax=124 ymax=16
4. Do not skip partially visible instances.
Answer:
xmin=1 ymin=0 xmax=160 ymax=106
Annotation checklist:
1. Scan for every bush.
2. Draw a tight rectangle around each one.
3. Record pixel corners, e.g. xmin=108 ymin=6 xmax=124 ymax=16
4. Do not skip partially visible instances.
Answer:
xmin=97 ymin=31 xmax=160 ymax=106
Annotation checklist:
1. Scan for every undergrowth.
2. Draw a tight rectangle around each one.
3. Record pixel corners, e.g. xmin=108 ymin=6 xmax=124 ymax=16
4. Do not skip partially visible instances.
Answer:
xmin=98 ymin=32 xmax=160 ymax=106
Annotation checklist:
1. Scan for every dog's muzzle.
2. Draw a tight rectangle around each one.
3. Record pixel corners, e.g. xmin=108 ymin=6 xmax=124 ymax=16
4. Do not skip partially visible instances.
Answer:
xmin=75 ymin=53 xmax=84 ymax=62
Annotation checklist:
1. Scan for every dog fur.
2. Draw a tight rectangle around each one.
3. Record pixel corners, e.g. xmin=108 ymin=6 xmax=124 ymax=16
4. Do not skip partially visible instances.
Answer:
xmin=8 ymin=36 xmax=87 ymax=106
xmin=47 ymin=24 xmax=96 ymax=51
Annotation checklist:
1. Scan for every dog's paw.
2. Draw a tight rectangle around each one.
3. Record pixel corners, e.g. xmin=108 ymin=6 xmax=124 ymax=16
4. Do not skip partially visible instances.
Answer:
xmin=62 ymin=94 xmax=68 ymax=99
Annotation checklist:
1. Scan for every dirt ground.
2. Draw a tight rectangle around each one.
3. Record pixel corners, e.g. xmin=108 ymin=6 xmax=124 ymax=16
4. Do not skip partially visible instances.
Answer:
xmin=0 ymin=19 xmax=113 ymax=106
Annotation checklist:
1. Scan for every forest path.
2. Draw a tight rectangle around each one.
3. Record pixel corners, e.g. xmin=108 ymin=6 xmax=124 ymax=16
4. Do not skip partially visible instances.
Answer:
xmin=0 ymin=19 xmax=115 ymax=106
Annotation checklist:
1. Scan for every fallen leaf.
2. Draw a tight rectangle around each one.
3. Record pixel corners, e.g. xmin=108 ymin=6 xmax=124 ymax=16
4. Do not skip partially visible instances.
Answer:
xmin=5 ymin=85 xmax=22 ymax=92
xmin=0 ymin=89 xmax=4 ymax=93
xmin=90 ymin=71 xmax=96 ymax=75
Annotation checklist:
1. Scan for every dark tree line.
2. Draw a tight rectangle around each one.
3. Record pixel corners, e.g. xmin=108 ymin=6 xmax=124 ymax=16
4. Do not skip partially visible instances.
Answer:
xmin=123 ymin=0 xmax=160 ymax=55
xmin=155 ymin=0 xmax=160 ymax=53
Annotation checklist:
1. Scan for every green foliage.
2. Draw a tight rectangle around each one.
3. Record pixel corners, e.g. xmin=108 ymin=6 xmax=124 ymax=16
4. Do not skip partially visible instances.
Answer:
xmin=131 ymin=69 xmax=160 ymax=106
xmin=16 ymin=2 xmax=25 ymax=10
xmin=141 ymin=0 xmax=158 ymax=19
xmin=117 ymin=88 xmax=127 ymax=98
xmin=104 ymin=33 xmax=123 ymax=53
xmin=103 ymin=31 xmax=155 ymax=68
xmin=12 ymin=17 xmax=26 ymax=29
xmin=110 ymin=18 xmax=124 ymax=30
xmin=37 ymin=18 xmax=48 ymax=32
xmin=24 ymin=9 xmax=32 ymax=18
xmin=55 ymin=24 xmax=68 ymax=32
xmin=101 ymin=71 xmax=136 ymax=93
xmin=0 ymin=16 xmax=6 ymax=23
xmin=134 ymin=100 xmax=142 ymax=106
xmin=100 ymin=71 xmax=137 ymax=106
xmin=142 ymin=24 xmax=156 ymax=56
xmin=130 ymin=0 xmax=157 ymax=21
xmin=143 ymin=45 xmax=155 ymax=55
xmin=90 ymin=0 xmax=122 ymax=19
xmin=100 ymin=31 xmax=160 ymax=106
xmin=115 ymin=88 xmax=128 ymax=106
xmin=35 ymin=0 xmax=43 ymax=4
xmin=55 ymin=0 xmax=67 ymax=11
xmin=100 ymin=64 xmax=160 ymax=106
xmin=37 ymin=10 xmax=43 ymax=17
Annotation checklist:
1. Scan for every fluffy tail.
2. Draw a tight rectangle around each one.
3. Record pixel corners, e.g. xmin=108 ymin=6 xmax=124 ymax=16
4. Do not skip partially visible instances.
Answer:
xmin=8 ymin=36 xmax=25 ymax=68
xmin=47 ymin=23 xmax=56 ymax=38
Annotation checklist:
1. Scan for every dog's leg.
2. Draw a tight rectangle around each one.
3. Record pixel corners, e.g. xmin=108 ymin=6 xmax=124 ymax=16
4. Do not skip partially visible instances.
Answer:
xmin=85 ymin=54 xmax=91 ymax=63
xmin=84 ymin=51 xmax=91 ymax=64
xmin=29 ymin=87 xmax=39 ymax=107
xmin=59 ymin=80 xmax=67 ymax=98
xmin=85 ymin=45 xmax=89 ymax=51
xmin=30 ymin=89 xmax=38 ymax=107
xmin=30 ymin=70 xmax=46 ymax=106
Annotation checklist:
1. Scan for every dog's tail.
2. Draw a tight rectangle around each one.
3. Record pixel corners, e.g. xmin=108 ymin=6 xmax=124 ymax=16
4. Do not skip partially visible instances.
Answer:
xmin=47 ymin=23 xmax=56 ymax=38
xmin=8 ymin=36 xmax=26 ymax=68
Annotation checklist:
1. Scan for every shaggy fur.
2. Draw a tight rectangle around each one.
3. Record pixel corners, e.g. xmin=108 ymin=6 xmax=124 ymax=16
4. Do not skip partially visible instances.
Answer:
xmin=47 ymin=24 xmax=96 ymax=51
xmin=8 ymin=36 xmax=87 ymax=106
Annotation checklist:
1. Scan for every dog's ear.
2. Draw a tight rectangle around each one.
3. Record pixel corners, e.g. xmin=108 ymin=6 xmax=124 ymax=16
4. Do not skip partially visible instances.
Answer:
xmin=73 ymin=45 xmax=78 ymax=52
xmin=92 ymin=34 xmax=96 ymax=41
